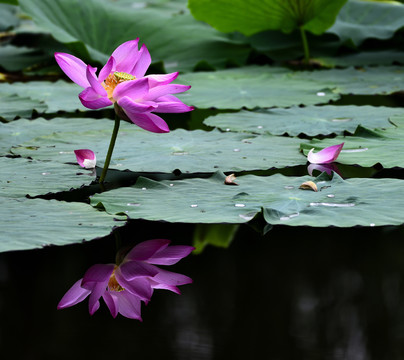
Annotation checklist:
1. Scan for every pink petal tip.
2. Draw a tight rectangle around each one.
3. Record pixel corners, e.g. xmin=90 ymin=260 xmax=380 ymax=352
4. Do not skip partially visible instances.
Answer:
xmin=307 ymin=142 xmax=344 ymax=164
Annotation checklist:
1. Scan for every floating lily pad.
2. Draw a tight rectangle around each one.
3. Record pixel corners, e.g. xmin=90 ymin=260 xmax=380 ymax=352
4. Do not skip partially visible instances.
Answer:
xmin=0 ymin=94 xmax=48 ymax=122
xmin=0 ymin=80 xmax=88 ymax=113
xmin=0 ymin=157 xmax=95 ymax=198
xmin=0 ymin=197 xmax=125 ymax=253
xmin=0 ymin=156 xmax=125 ymax=253
xmin=320 ymin=50 xmax=404 ymax=67
xmin=300 ymin=117 xmax=404 ymax=168
xmin=11 ymin=117 xmax=308 ymax=173
xmin=90 ymin=171 xmax=404 ymax=227
xmin=178 ymin=66 xmax=339 ymax=109
xmin=296 ymin=66 xmax=404 ymax=95
xmin=178 ymin=66 xmax=404 ymax=110
xmin=204 ymin=105 xmax=404 ymax=136
xmin=0 ymin=117 xmax=106 ymax=155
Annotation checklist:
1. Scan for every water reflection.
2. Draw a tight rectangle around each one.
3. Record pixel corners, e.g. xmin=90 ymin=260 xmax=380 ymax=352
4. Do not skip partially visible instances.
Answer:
xmin=57 ymin=239 xmax=193 ymax=320
xmin=308 ymin=162 xmax=342 ymax=177
xmin=0 ymin=223 xmax=403 ymax=359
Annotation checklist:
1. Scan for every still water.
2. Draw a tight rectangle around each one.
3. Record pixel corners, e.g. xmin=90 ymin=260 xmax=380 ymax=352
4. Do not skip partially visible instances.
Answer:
xmin=1 ymin=221 xmax=404 ymax=360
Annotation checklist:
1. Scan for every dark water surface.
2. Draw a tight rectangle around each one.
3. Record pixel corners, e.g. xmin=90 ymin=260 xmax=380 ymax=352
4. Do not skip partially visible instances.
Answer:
xmin=1 ymin=222 xmax=404 ymax=360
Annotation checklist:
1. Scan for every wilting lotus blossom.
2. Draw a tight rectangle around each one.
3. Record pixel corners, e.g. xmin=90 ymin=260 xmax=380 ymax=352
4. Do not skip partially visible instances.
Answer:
xmin=57 ymin=239 xmax=194 ymax=320
xmin=307 ymin=142 xmax=344 ymax=164
xmin=74 ymin=149 xmax=96 ymax=169
xmin=54 ymin=38 xmax=193 ymax=133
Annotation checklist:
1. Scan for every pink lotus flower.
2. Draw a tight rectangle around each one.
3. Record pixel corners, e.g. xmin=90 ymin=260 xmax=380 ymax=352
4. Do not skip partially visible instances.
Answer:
xmin=307 ymin=142 xmax=344 ymax=164
xmin=57 ymin=239 xmax=194 ymax=320
xmin=74 ymin=149 xmax=96 ymax=169
xmin=55 ymin=38 xmax=194 ymax=133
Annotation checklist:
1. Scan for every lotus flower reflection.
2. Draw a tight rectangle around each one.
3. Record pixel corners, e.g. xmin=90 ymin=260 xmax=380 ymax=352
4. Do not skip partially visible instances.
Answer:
xmin=55 ymin=38 xmax=194 ymax=133
xmin=307 ymin=143 xmax=344 ymax=164
xmin=58 ymin=239 xmax=194 ymax=320
xmin=74 ymin=149 xmax=96 ymax=169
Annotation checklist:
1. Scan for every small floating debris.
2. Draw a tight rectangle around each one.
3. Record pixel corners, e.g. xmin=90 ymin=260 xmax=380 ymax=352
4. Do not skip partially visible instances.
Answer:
xmin=224 ymin=174 xmax=238 ymax=186
xmin=299 ymin=181 xmax=318 ymax=192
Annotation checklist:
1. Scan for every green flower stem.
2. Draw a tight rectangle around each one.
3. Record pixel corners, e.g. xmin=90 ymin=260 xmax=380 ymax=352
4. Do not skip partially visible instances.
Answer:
xmin=99 ymin=114 xmax=120 ymax=183
xmin=299 ymin=26 xmax=310 ymax=64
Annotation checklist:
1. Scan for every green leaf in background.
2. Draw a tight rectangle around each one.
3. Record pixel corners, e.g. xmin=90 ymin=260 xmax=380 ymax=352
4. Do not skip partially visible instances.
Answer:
xmin=10 ymin=118 xmax=308 ymax=173
xmin=204 ymin=105 xmax=404 ymax=137
xmin=91 ymin=171 xmax=404 ymax=227
xmin=0 ymin=1 xmax=19 ymax=5
xmin=0 ymin=3 xmax=19 ymax=31
xmin=188 ymin=0 xmax=348 ymax=36
xmin=0 ymin=45 xmax=50 ymax=72
xmin=300 ymin=117 xmax=404 ymax=168
xmin=328 ymin=0 xmax=404 ymax=45
xmin=19 ymin=0 xmax=250 ymax=72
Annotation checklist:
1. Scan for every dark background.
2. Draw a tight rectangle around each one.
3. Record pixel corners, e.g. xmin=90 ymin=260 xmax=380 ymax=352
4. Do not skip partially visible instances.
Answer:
xmin=1 ymin=221 xmax=404 ymax=360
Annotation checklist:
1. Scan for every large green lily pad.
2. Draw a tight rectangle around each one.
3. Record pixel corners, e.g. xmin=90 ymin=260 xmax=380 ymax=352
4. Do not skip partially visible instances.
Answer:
xmin=0 ymin=117 xmax=107 ymax=155
xmin=0 ymin=93 xmax=48 ymax=122
xmin=178 ymin=66 xmax=404 ymax=110
xmin=90 ymin=171 xmax=404 ymax=227
xmin=178 ymin=66 xmax=339 ymax=109
xmin=11 ymin=117 xmax=308 ymax=173
xmin=300 ymin=117 xmax=404 ymax=168
xmin=0 ymin=156 xmax=125 ymax=253
xmin=0 ymin=198 xmax=125 ymax=252
xmin=0 ymin=157 xmax=95 ymax=197
xmin=320 ymin=49 xmax=404 ymax=68
xmin=204 ymin=105 xmax=404 ymax=136
xmin=0 ymin=81 xmax=88 ymax=114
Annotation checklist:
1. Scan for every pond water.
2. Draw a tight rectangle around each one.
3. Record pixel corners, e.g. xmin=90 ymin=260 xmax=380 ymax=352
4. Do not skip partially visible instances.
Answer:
xmin=1 ymin=221 xmax=404 ymax=360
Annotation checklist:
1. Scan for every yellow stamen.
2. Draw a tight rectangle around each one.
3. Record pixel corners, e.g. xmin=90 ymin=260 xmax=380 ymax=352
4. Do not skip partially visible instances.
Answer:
xmin=108 ymin=267 xmax=124 ymax=292
xmin=103 ymin=71 xmax=136 ymax=102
